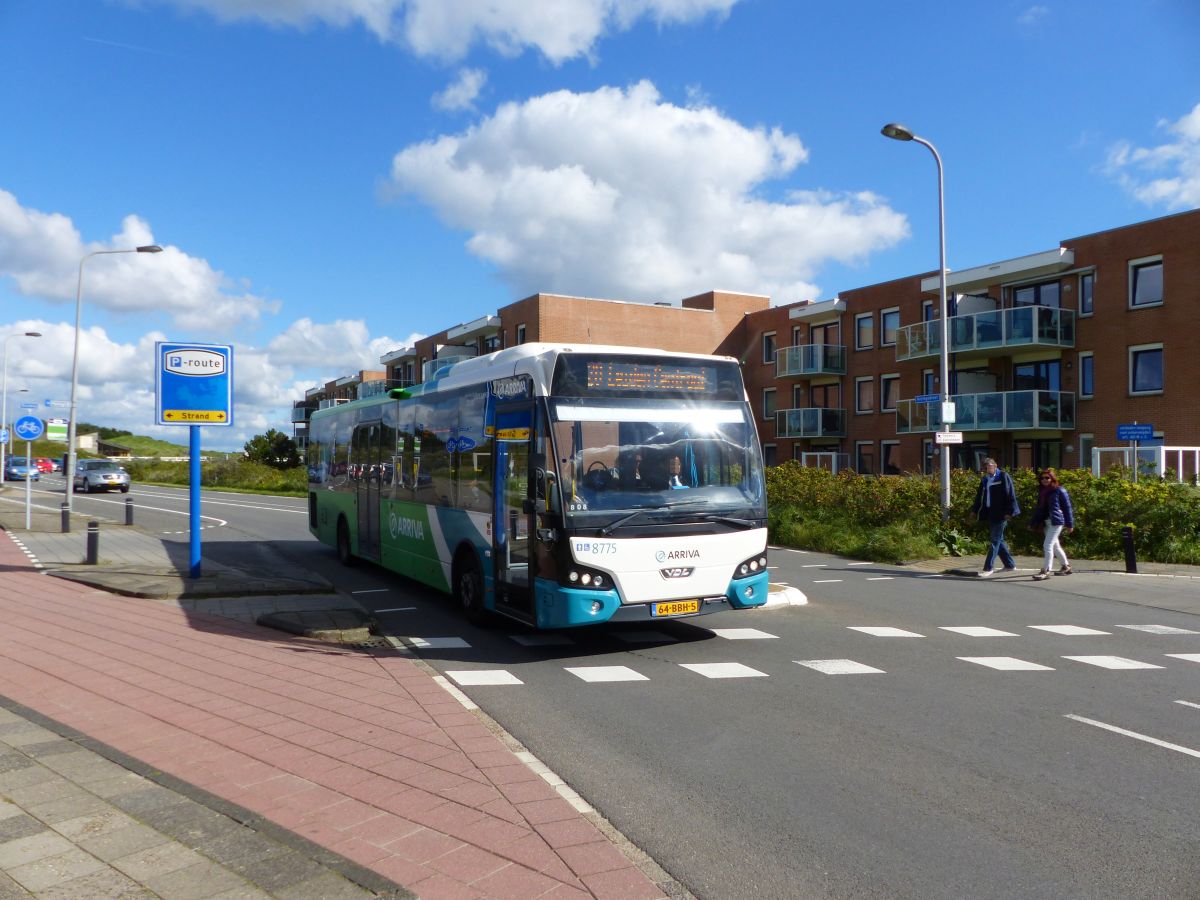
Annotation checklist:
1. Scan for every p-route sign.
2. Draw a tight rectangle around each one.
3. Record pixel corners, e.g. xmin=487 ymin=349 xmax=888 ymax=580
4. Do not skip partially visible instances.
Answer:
xmin=156 ymin=342 xmax=234 ymax=426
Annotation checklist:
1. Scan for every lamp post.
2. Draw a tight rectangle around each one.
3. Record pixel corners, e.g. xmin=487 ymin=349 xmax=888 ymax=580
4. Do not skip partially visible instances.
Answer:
xmin=65 ymin=246 xmax=162 ymax=515
xmin=881 ymin=122 xmax=953 ymax=521
xmin=1 ymin=331 xmax=42 ymax=480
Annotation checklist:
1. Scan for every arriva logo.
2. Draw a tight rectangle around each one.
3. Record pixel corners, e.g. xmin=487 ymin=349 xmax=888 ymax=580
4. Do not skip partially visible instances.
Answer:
xmin=388 ymin=511 xmax=425 ymax=541
xmin=166 ymin=349 xmax=226 ymax=377
xmin=656 ymin=549 xmax=699 ymax=562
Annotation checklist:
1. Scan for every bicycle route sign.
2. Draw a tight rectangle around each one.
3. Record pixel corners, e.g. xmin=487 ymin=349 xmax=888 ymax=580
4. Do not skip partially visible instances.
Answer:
xmin=13 ymin=415 xmax=45 ymax=441
xmin=155 ymin=342 xmax=234 ymax=426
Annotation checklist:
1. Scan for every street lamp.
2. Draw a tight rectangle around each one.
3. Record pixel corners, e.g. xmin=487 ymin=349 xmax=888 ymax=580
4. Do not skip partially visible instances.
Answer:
xmin=1 ymin=331 xmax=42 ymax=480
xmin=65 ymin=245 xmax=162 ymax=514
xmin=881 ymin=122 xmax=953 ymax=521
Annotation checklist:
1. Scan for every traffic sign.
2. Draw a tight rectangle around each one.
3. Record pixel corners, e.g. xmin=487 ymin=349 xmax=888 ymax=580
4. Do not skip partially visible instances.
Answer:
xmin=1116 ymin=423 xmax=1153 ymax=441
xmin=0 ymin=428 xmax=7 ymax=444
xmin=934 ymin=431 xmax=963 ymax=445
xmin=43 ymin=399 xmax=69 ymax=409
xmin=914 ymin=393 xmax=940 ymax=404
xmin=19 ymin=401 xmax=37 ymax=409
xmin=13 ymin=415 xmax=45 ymax=441
xmin=155 ymin=342 xmax=234 ymax=427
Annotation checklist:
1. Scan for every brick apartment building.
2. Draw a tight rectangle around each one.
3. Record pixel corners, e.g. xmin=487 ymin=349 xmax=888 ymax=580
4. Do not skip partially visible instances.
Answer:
xmin=292 ymin=208 xmax=1200 ymax=477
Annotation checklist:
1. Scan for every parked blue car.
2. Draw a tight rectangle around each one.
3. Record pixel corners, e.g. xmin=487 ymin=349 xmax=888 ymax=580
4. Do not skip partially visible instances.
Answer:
xmin=3 ymin=457 xmax=41 ymax=482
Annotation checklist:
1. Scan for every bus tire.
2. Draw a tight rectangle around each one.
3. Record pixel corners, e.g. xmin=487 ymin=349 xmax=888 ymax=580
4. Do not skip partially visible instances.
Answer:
xmin=454 ymin=552 xmax=485 ymax=625
xmin=336 ymin=516 xmax=356 ymax=567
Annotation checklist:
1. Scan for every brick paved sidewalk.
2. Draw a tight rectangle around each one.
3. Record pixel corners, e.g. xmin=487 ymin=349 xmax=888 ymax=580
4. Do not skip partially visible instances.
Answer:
xmin=0 ymin=532 xmax=670 ymax=899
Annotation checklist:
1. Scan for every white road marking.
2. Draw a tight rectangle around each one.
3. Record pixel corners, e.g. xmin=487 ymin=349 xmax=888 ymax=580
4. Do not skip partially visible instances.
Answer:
xmin=801 ymin=564 xmax=825 ymax=568
xmin=849 ymin=626 xmax=924 ymax=637
xmin=510 ymin=634 xmax=576 ymax=646
xmin=1116 ymin=624 xmax=1200 ymax=635
xmin=769 ymin=546 xmax=807 ymax=553
xmin=1165 ymin=654 xmax=1200 ymax=664
xmin=1064 ymin=714 xmax=1200 ymax=759
xmin=351 ymin=588 xmax=389 ymax=594
xmin=1175 ymin=700 xmax=1200 ymax=710
xmin=1063 ymin=655 xmax=1163 ymax=670
xmin=708 ymin=628 xmax=778 ymax=640
xmin=1029 ymin=625 xmax=1111 ymax=636
xmin=940 ymin=626 xmax=1019 ymax=637
xmin=407 ymin=637 xmax=471 ymax=649
xmin=565 ymin=666 xmax=648 ymax=683
xmin=445 ymin=670 xmax=523 ymax=686
xmin=795 ymin=659 xmax=885 ymax=675
xmin=865 ymin=577 xmax=893 ymax=581
xmin=680 ymin=662 xmax=769 ymax=679
xmin=375 ymin=607 xmax=416 ymax=613
xmin=846 ymin=562 xmax=872 ymax=567
xmin=958 ymin=657 xmax=1054 ymax=671
xmin=918 ymin=574 xmax=944 ymax=578
xmin=812 ymin=579 xmax=842 ymax=584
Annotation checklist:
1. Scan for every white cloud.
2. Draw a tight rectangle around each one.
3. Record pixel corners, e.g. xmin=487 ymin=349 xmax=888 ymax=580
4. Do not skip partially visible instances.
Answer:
xmin=1105 ymin=103 xmax=1200 ymax=211
xmin=0 ymin=190 xmax=276 ymax=330
xmin=1017 ymin=5 xmax=1050 ymax=26
xmin=154 ymin=0 xmax=739 ymax=62
xmin=387 ymin=81 xmax=908 ymax=304
xmin=433 ymin=67 xmax=488 ymax=112
xmin=267 ymin=318 xmax=417 ymax=372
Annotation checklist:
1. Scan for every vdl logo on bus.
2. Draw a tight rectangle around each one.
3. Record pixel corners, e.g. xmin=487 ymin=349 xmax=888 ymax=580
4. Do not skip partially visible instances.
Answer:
xmin=166 ymin=349 xmax=226 ymax=377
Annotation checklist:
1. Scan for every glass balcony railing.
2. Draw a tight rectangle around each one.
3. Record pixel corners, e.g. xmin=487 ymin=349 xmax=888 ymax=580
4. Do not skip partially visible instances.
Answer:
xmin=895 ymin=306 xmax=1075 ymax=361
xmin=896 ymin=390 xmax=1075 ymax=433
xmin=776 ymin=408 xmax=847 ymax=438
xmin=775 ymin=344 xmax=847 ymax=377
xmin=422 ymin=354 xmax=475 ymax=381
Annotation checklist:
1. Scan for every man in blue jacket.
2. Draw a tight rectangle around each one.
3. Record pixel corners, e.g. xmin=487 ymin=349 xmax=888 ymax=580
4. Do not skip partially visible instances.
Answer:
xmin=969 ymin=458 xmax=1020 ymax=577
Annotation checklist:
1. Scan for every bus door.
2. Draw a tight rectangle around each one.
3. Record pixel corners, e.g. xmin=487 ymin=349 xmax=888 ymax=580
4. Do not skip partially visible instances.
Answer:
xmin=492 ymin=401 xmax=534 ymax=611
xmin=354 ymin=421 xmax=382 ymax=561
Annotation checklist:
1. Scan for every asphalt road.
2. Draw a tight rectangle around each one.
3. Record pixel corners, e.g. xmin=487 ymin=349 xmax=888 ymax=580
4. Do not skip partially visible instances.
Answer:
xmin=25 ymin=477 xmax=1200 ymax=898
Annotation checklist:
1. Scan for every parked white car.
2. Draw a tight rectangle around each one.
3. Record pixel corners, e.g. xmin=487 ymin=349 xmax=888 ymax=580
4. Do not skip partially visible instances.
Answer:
xmin=73 ymin=460 xmax=131 ymax=493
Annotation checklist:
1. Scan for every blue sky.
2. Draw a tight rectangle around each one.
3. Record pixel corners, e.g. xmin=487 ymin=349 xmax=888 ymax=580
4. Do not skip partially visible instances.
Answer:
xmin=1 ymin=0 xmax=1198 ymax=450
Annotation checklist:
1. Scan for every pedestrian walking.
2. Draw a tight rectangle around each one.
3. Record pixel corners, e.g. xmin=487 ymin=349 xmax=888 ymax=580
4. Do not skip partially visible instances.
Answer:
xmin=969 ymin=458 xmax=1020 ymax=577
xmin=1029 ymin=468 xmax=1074 ymax=580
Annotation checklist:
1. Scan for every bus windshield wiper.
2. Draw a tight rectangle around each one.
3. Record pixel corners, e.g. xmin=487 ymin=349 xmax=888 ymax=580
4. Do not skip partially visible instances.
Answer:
xmin=701 ymin=514 xmax=759 ymax=529
xmin=599 ymin=499 xmax=705 ymax=536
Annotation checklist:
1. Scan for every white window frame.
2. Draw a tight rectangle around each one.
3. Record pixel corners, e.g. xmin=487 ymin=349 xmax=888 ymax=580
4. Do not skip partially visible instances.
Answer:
xmin=880 ymin=373 xmax=900 ymax=412
xmin=762 ymin=331 xmax=777 ymax=365
xmin=854 ymin=376 xmax=874 ymax=414
xmin=793 ymin=443 xmax=804 ymax=461
xmin=1078 ymin=434 xmax=1094 ymax=470
xmin=762 ymin=387 xmax=777 ymax=421
xmin=763 ymin=443 xmax=778 ymax=468
xmin=1128 ymin=255 xmax=1163 ymax=309
xmin=880 ymin=440 xmax=901 ymax=475
xmin=516 ymin=324 xmax=527 ymax=344
xmin=855 ymin=313 xmax=874 ymax=351
xmin=1078 ymin=271 xmax=1094 ymax=317
xmin=792 ymin=325 xmax=802 ymax=347
xmin=922 ymin=299 xmax=935 ymax=322
xmin=880 ymin=307 xmax=900 ymax=347
xmin=792 ymin=383 xmax=805 ymax=408
xmin=855 ymin=440 xmax=875 ymax=475
xmin=1077 ymin=351 xmax=1094 ymax=399
xmin=1128 ymin=343 xmax=1164 ymax=396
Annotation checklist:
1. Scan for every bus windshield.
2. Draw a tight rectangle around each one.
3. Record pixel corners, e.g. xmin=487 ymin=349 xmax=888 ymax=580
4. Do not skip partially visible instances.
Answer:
xmin=547 ymin=398 xmax=764 ymax=524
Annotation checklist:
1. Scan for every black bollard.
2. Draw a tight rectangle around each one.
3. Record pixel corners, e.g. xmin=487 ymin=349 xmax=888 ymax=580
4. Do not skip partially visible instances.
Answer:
xmin=61 ymin=502 xmax=70 ymax=533
xmin=86 ymin=520 xmax=99 ymax=565
xmin=1121 ymin=525 xmax=1138 ymax=574
xmin=125 ymin=497 xmax=134 ymax=526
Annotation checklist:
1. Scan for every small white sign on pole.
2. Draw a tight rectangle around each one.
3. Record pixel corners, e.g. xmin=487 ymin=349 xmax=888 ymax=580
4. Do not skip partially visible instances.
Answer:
xmin=935 ymin=431 xmax=964 ymax=445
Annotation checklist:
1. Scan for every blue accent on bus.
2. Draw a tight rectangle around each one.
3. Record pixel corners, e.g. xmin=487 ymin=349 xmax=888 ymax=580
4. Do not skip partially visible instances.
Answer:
xmin=534 ymin=578 xmax=623 ymax=628
xmin=726 ymin=570 xmax=769 ymax=608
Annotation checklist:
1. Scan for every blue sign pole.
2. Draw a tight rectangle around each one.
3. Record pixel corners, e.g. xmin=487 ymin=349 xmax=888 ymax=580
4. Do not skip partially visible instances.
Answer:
xmin=190 ymin=425 xmax=201 ymax=578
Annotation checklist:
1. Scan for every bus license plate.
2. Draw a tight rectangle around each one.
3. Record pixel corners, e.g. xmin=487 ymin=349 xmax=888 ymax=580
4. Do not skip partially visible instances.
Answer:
xmin=652 ymin=600 xmax=700 ymax=617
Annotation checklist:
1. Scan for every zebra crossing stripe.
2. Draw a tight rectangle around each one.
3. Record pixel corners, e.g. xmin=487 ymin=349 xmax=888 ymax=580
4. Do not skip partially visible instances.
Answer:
xmin=940 ymin=626 xmax=1019 ymax=637
xmin=680 ymin=663 xmax=768 ymax=679
xmin=958 ymin=657 xmax=1054 ymax=671
xmin=849 ymin=626 xmax=923 ymax=637
xmin=445 ymin=670 xmax=523 ymax=686
xmin=795 ymin=660 xmax=884 ymax=675
xmin=565 ymin=666 xmax=648 ymax=683
xmin=1063 ymin=656 xmax=1163 ymax=670
xmin=1029 ymin=625 xmax=1110 ymax=635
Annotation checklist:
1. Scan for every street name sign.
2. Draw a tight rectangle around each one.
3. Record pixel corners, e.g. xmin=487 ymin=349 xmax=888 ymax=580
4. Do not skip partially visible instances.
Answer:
xmin=934 ymin=431 xmax=964 ymax=445
xmin=1116 ymin=423 xmax=1153 ymax=441
xmin=156 ymin=342 xmax=234 ymax=426
xmin=914 ymin=393 xmax=939 ymax=404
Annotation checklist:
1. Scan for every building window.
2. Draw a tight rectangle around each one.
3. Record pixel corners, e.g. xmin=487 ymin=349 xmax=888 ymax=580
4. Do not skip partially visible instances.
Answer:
xmin=855 ymin=441 xmax=875 ymax=475
xmin=855 ymin=376 xmax=874 ymax=414
xmin=1079 ymin=434 xmax=1094 ymax=471
xmin=880 ymin=308 xmax=900 ymax=347
xmin=922 ymin=369 xmax=936 ymax=396
xmin=1129 ymin=257 xmax=1163 ymax=308
xmin=516 ymin=324 xmax=526 ymax=344
xmin=1129 ymin=344 xmax=1163 ymax=395
xmin=1014 ymin=280 xmax=1061 ymax=308
xmin=763 ymin=388 xmax=777 ymax=421
xmin=811 ymin=321 xmax=839 ymax=345
xmin=763 ymin=444 xmax=777 ymax=467
xmin=922 ymin=300 xmax=935 ymax=322
xmin=855 ymin=313 xmax=873 ymax=350
xmin=762 ymin=331 xmax=777 ymax=364
xmin=1078 ymin=352 xmax=1094 ymax=398
xmin=1079 ymin=272 xmax=1094 ymax=316
xmin=922 ymin=439 xmax=934 ymax=475
xmin=811 ymin=382 xmax=839 ymax=409
xmin=792 ymin=325 xmax=802 ymax=347
xmin=881 ymin=441 xmax=901 ymax=475
xmin=880 ymin=374 xmax=900 ymax=412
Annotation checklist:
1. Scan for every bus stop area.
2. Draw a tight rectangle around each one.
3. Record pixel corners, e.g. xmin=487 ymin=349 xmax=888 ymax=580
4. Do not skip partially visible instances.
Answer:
xmin=0 ymin=500 xmax=673 ymax=899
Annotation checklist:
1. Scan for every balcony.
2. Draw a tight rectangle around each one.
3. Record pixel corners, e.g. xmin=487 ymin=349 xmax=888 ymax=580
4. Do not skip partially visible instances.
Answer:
xmin=775 ymin=344 xmax=846 ymax=377
xmin=896 ymin=390 xmax=1075 ymax=433
xmin=423 ymin=353 xmax=476 ymax=381
xmin=776 ymin=408 xmax=847 ymax=439
xmin=895 ymin=306 xmax=1075 ymax=362
xmin=290 ymin=403 xmax=316 ymax=424
xmin=359 ymin=378 xmax=415 ymax=399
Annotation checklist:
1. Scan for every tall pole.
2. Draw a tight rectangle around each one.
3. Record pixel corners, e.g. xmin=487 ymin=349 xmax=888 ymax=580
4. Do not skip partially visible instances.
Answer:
xmin=1 ymin=332 xmax=41 ymax=481
xmin=881 ymin=123 xmax=953 ymax=521
xmin=65 ymin=246 xmax=162 ymax=515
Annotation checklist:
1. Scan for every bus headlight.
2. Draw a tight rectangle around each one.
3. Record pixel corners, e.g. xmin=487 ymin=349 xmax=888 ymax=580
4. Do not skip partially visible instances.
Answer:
xmin=734 ymin=552 xmax=768 ymax=579
xmin=563 ymin=566 xmax=611 ymax=591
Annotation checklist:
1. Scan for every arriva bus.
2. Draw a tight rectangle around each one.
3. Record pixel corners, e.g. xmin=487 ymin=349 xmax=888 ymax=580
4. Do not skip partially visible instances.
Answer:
xmin=307 ymin=343 xmax=769 ymax=628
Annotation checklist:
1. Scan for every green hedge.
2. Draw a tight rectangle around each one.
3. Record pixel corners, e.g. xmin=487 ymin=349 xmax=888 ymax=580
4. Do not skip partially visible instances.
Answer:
xmin=122 ymin=458 xmax=307 ymax=495
xmin=765 ymin=461 xmax=1200 ymax=564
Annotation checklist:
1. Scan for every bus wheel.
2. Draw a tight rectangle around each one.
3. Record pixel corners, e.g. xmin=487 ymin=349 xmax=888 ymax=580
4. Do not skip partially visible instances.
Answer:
xmin=455 ymin=553 xmax=485 ymax=624
xmin=336 ymin=517 xmax=356 ymax=567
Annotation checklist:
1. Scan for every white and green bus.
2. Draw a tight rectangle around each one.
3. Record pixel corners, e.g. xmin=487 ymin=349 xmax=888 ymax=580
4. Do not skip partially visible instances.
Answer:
xmin=307 ymin=343 xmax=769 ymax=628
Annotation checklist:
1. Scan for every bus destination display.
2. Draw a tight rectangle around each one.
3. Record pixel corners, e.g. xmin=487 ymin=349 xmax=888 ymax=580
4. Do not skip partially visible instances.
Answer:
xmin=586 ymin=361 xmax=713 ymax=393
